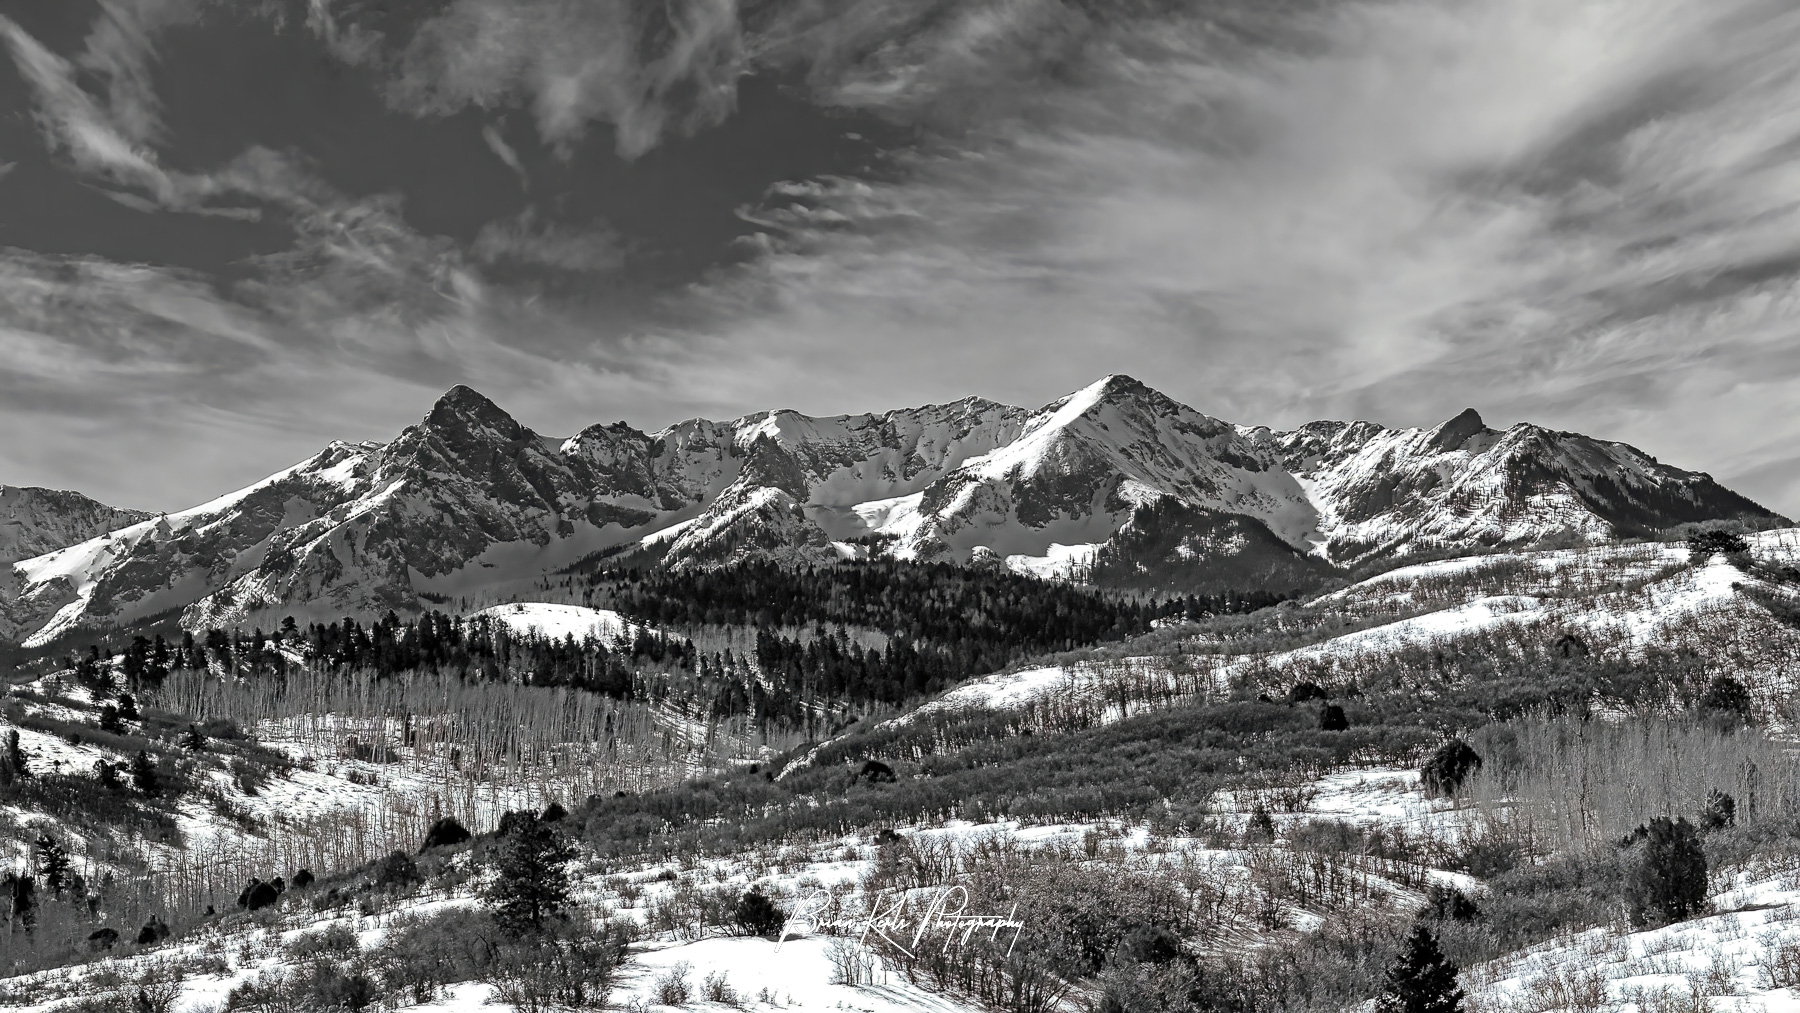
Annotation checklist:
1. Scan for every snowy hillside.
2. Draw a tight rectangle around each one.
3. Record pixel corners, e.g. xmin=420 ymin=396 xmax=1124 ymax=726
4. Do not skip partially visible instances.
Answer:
xmin=0 ymin=377 xmax=1781 ymax=648
xmin=0 ymin=487 xmax=147 ymax=568
xmin=876 ymin=528 xmax=1800 ymax=731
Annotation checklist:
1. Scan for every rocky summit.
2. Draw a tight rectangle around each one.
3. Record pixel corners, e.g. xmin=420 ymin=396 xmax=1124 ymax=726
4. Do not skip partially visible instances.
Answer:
xmin=0 ymin=376 xmax=1779 ymax=648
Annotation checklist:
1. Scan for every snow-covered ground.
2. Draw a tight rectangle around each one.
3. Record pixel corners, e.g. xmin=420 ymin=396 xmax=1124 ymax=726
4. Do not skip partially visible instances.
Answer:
xmin=1467 ymin=875 xmax=1800 ymax=1013
xmin=468 ymin=602 xmax=644 ymax=642
xmin=844 ymin=534 xmax=1800 ymax=736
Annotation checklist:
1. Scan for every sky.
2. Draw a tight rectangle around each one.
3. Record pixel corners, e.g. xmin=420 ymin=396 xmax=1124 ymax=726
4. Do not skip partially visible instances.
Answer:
xmin=2 ymin=0 xmax=1799 ymax=517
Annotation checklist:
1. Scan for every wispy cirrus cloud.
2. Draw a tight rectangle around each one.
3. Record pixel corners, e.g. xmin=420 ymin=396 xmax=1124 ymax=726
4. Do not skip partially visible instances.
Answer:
xmin=652 ymin=0 xmax=1800 ymax=515
xmin=4 ymin=0 xmax=1800 ymax=522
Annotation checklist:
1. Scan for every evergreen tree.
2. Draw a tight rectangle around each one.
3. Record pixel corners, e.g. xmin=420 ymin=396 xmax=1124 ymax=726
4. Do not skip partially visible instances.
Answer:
xmin=1698 ymin=676 xmax=1754 ymax=723
xmin=130 ymin=751 xmax=160 ymax=797
xmin=483 ymin=813 xmax=575 ymax=936
xmin=1421 ymin=740 xmax=1482 ymax=797
xmin=0 ymin=730 xmax=27 ymax=785
xmin=1627 ymin=816 xmax=1708 ymax=925
xmin=116 ymin=693 xmax=139 ymax=720
xmin=6 ymin=873 xmax=35 ymax=931
xmin=1377 ymin=924 xmax=1463 ymax=1013
xmin=34 ymin=834 xmax=70 ymax=897
xmin=1320 ymin=704 xmax=1349 ymax=731
xmin=98 ymin=705 xmax=124 ymax=735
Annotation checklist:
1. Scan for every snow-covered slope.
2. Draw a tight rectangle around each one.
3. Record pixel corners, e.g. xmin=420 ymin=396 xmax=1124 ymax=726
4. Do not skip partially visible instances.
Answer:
xmin=875 ymin=529 xmax=1800 ymax=730
xmin=1265 ymin=407 xmax=1774 ymax=566
xmin=1 ymin=378 xmax=1780 ymax=646
xmin=0 ymin=486 xmax=147 ymax=566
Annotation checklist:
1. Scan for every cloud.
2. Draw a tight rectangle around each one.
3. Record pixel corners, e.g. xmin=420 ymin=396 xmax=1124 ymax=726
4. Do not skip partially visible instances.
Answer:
xmin=382 ymin=0 xmax=745 ymax=158
xmin=646 ymin=0 xmax=1800 ymax=515
xmin=471 ymin=210 xmax=628 ymax=274
xmin=0 ymin=13 xmax=175 ymax=198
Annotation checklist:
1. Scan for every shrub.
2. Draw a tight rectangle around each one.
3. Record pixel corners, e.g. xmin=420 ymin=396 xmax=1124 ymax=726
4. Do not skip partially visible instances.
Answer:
xmin=487 ymin=935 xmax=618 ymax=1013
xmin=420 ymin=816 xmax=472 ymax=851
xmin=129 ymin=752 xmax=160 ymax=796
xmin=859 ymin=759 xmax=897 ymax=783
xmin=733 ymin=889 xmax=784 ymax=938
xmin=703 ymin=970 xmax=739 ymax=1005
xmin=377 ymin=851 xmax=422 ymax=891
xmin=1114 ymin=924 xmax=1183 ymax=964
xmin=1698 ymin=677 xmax=1754 ymax=723
xmin=1320 ymin=704 xmax=1349 ymax=732
xmin=1421 ymin=740 xmax=1482 ymax=798
xmin=1289 ymin=682 xmax=1328 ymax=704
xmin=1626 ymin=816 xmax=1708 ymax=926
xmin=285 ymin=923 xmax=360 ymax=960
xmin=1423 ymin=885 xmax=1480 ymax=923
xmin=1689 ymin=529 xmax=1749 ymax=560
xmin=653 ymin=961 xmax=692 ymax=1006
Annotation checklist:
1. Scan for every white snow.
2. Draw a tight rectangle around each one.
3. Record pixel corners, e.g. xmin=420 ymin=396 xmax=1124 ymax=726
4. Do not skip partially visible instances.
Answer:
xmin=467 ymin=603 xmax=639 ymax=642
xmin=1002 ymin=542 xmax=1101 ymax=580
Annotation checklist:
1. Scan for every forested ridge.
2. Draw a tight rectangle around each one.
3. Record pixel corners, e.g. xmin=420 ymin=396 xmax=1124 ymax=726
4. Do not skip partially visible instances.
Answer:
xmin=59 ymin=561 xmax=1288 ymax=733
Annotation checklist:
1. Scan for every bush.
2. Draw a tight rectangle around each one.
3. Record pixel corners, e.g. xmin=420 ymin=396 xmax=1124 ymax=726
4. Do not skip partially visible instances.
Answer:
xmin=1626 ymin=816 xmax=1708 ymax=926
xmin=1424 ymin=885 xmax=1480 ymax=923
xmin=733 ymin=889 xmax=784 ymax=938
xmin=420 ymin=817 xmax=472 ymax=851
xmin=1114 ymin=924 xmax=1183 ymax=964
xmin=1689 ymin=529 xmax=1749 ymax=560
xmin=1320 ymin=704 xmax=1349 ymax=732
xmin=487 ymin=935 xmax=618 ymax=1013
xmin=702 ymin=971 xmax=738 ymax=1005
xmin=376 ymin=851 xmax=421 ymax=891
xmin=653 ymin=961 xmax=692 ymax=1006
xmin=1701 ymin=791 xmax=1737 ymax=832
xmin=1289 ymin=682 xmax=1328 ymax=704
xmin=285 ymin=923 xmax=360 ymax=960
xmin=1699 ymin=676 xmax=1754 ymax=723
xmin=381 ymin=906 xmax=630 ymax=1008
xmin=1421 ymin=740 xmax=1482 ymax=798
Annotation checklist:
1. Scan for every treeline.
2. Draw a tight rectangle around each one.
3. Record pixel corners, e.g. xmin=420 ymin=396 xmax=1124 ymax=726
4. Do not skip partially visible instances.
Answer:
xmin=587 ymin=559 xmax=1159 ymax=653
xmin=64 ymin=562 xmax=1294 ymax=733
xmin=69 ymin=613 xmax=691 ymax=701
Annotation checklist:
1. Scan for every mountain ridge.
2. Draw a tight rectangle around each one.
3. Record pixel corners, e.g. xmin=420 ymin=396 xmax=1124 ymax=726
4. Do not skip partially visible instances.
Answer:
xmin=0 ymin=375 xmax=1782 ymax=646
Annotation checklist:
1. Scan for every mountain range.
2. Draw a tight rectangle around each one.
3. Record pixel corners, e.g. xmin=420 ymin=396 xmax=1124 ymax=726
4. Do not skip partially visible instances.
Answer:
xmin=0 ymin=375 xmax=1780 ymax=648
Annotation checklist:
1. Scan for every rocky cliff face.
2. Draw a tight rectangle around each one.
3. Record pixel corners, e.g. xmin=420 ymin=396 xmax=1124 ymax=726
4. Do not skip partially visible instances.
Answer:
xmin=0 ymin=487 xmax=148 ymax=566
xmin=1 ymin=378 xmax=1781 ymax=645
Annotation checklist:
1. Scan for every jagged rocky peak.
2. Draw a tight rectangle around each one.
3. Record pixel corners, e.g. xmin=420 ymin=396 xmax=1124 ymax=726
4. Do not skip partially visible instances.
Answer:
xmin=0 ymin=486 xmax=151 ymax=566
xmin=1429 ymin=407 xmax=1490 ymax=452
xmin=2 ymin=373 xmax=1786 ymax=646
xmin=423 ymin=384 xmax=531 ymax=439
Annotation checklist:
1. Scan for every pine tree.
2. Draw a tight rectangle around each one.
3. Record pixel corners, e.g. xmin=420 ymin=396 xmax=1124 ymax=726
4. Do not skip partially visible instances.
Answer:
xmin=130 ymin=751 xmax=160 ymax=797
xmin=34 ymin=834 xmax=70 ymax=897
xmin=1378 ymin=924 xmax=1463 ymax=1013
xmin=1627 ymin=816 xmax=1708 ymax=925
xmin=0 ymin=730 xmax=27 ymax=785
xmin=483 ymin=814 xmax=575 ymax=936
